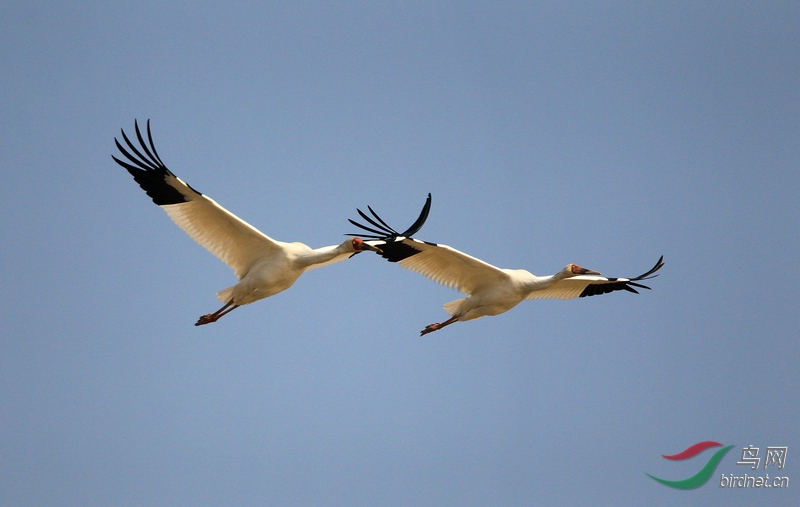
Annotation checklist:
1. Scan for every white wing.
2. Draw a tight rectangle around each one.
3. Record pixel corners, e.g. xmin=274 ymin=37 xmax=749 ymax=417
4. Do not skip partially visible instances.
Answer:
xmin=113 ymin=120 xmax=285 ymax=280
xmin=377 ymin=238 xmax=510 ymax=296
xmin=526 ymin=256 xmax=665 ymax=300
xmin=160 ymin=195 xmax=286 ymax=279
xmin=525 ymin=275 xmax=626 ymax=300
xmin=346 ymin=199 xmax=507 ymax=296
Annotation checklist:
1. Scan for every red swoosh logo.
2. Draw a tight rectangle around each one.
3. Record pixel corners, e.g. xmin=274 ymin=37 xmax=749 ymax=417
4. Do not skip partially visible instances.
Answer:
xmin=662 ymin=441 xmax=722 ymax=460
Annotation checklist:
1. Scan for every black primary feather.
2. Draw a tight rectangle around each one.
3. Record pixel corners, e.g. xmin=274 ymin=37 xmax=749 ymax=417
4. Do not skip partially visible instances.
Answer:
xmin=347 ymin=194 xmax=432 ymax=262
xmin=579 ymin=256 xmax=664 ymax=298
xmin=357 ymin=208 xmax=398 ymax=236
xmin=348 ymin=193 xmax=431 ymax=240
xmin=396 ymin=194 xmax=431 ymax=237
xmin=366 ymin=205 xmax=399 ymax=235
xmin=112 ymin=119 xmax=202 ymax=206
xmin=378 ymin=240 xmax=426 ymax=263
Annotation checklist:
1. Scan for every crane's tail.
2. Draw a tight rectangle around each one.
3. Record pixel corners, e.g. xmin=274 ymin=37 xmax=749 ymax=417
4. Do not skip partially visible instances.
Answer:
xmin=443 ymin=298 xmax=465 ymax=317
xmin=216 ymin=285 xmax=236 ymax=303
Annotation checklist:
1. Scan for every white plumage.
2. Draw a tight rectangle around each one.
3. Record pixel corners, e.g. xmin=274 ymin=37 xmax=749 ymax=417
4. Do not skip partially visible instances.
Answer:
xmin=113 ymin=120 xmax=392 ymax=326
xmin=350 ymin=204 xmax=664 ymax=335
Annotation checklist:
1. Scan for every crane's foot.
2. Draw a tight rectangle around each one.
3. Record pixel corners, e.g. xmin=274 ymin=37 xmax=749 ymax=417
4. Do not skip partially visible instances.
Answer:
xmin=420 ymin=323 xmax=442 ymax=336
xmin=419 ymin=316 xmax=459 ymax=336
xmin=195 ymin=314 xmax=218 ymax=326
xmin=194 ymin=300 xmax=239 ymax=326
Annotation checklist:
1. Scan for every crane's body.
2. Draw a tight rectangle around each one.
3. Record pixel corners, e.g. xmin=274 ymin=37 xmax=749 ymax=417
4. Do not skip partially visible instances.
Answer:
xmin=214 ymin=240 xmax=369 ymax=306
xmin=112 ymin=120 xmax=423 ymax=325
xmin=351 ymin=207 xmax=664 ymax=335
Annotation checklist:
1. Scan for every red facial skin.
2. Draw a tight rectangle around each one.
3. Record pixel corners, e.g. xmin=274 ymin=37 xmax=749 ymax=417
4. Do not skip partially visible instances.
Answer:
xmin=352 ymin=237 xmax=364 ymax=251
xmin=570 ymin=264 xmax=600 ymax=276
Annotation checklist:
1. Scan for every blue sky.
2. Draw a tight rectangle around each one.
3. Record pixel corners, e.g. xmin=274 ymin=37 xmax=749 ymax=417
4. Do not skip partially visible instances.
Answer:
xmin=1 ymin=2 xmax=798 ymax=506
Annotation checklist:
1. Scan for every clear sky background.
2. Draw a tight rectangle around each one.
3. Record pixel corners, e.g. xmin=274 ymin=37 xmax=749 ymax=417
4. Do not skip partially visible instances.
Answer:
xmin=1 ymin=2 xmax=798 ymax=506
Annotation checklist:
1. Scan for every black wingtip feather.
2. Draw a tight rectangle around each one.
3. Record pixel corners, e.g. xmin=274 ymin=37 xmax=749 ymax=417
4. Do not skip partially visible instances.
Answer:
xmin=133 ymin=119 xmax=161 ymax=169
xmin=120 ymin=127 xmax=159 ymax=171
xmin=347 ymin=218 xmax=391 ymax=238
xmin=348 ymin=193 xmax=432 ymax=241
xmin=145 ymin=120 xmax=165 ymax=166
xmin=398 ymin=193 xmax=431 ymax=238
xmin=357 ymin=207 xmax=397 ymax=236
xmin=346 ymin=194 xmax=433 ymax=262
xmin=578 ymin=256 xmax=664 ymax=298
xmin=379 ymin=240 xmax=424 ymax=263
xmin=113 ymin=119 xmax=198 ymax=206
xmin=365 ymin=205 xmax=400 ymax=235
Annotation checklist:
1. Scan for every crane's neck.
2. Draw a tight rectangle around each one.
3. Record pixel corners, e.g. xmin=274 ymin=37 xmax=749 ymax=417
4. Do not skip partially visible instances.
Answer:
xmin=520 ymin=266 xmax=572 ymax=293
xmin=294 ymin=242 xmax=353 ymax=271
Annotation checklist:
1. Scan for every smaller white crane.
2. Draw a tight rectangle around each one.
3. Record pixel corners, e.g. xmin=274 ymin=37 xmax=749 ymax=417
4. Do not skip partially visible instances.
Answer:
xmin=113 ymin=120 xmax=430 ymax=326
xmin=349 ymin=201 xmax=663 ymax=336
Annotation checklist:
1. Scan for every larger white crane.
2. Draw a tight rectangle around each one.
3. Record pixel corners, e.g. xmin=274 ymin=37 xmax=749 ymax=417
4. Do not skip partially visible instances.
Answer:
xmin=349 ymin=202 xmax=663 ymax=336
xmin=113 ymin=120 xmax=431 ymax=326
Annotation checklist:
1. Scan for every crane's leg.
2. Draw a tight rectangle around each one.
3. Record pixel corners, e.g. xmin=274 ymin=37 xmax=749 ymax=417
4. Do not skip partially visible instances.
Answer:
xmin=420 ymin=316 xmax=459 ymax=336
xmin=195 ymin=300 xmax=240 ymax=326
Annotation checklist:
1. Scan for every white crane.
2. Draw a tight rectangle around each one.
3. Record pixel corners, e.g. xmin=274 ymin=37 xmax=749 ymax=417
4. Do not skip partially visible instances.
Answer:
xmin=113 ymin=120 xmax=431 ymax=326
xmin=349 ymin=202 xmax=664 ymax=336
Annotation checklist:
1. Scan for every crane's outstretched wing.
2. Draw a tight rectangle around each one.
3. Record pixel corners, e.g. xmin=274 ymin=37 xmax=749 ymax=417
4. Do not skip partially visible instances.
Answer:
xmin=379 ymin=239 xmax=510 ymax=296
xmin=348 ymin=200 xmax=508 ymax=296
xmin=525 ymin=256 xmax=665 ymax=300
xmin=113 ymin=119 xmax=284 ymax=279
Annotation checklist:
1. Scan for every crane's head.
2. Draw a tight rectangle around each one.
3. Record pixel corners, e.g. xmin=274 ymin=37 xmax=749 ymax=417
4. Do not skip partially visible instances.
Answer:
xmin=566 ymin=263 xmax=601 ymax=277
xmin=350 ymin=237 xmax=383 ymax=254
